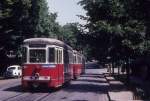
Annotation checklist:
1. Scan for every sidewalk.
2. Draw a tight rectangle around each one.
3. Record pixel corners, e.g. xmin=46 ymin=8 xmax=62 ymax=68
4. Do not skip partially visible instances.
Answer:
xmin=104 ymin=73 xmax=135 ymax=101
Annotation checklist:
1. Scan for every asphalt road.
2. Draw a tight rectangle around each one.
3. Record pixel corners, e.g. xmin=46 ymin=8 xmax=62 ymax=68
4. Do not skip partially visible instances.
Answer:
xmin=0 ymin=68 xmax=110 ymax=101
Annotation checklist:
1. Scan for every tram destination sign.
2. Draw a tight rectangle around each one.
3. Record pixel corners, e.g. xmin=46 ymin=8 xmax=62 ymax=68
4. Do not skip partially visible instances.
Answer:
xmin=29 ymin=44 xmax=46 ymax=48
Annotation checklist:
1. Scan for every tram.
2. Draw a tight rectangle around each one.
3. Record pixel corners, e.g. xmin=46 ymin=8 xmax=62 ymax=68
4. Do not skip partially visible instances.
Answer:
xmin=21 ymin=38 xmax=85 ymax=89
xmin=73 ymin=50 xmax=84 ymax=79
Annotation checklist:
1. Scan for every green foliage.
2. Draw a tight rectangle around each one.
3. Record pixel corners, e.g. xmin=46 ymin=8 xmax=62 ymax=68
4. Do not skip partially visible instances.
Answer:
xmin=60 ymin=23 xmax=83 ymax=50
xmin=78 ymin=0 xmax=147 ymax=61
xmin=0 ymin=0 xmax=63 ymax=69
xmin=0 ymin=0 xmax=30 ymax=50
xmin=30 ymin=0 xmax=57 ymax=37
xmin=0 ymin=0 xmax=60 ymax=51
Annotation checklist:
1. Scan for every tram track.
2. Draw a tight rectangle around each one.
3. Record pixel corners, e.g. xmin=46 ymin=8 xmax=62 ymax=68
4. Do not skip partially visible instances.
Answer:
xmin=3 ymin=93 xmax=28 ymax=101
xmin=0 ymin=68 xmax=110 ymax=101
xmin=34 ymin=93 xmax=50 ymax=101
xmin=4 ymin=92 xmax=49 ymax=101
xmin=0 ymin=79 xmax=20 ymax=91
xmin=40 ymin=89 xmax=70 ymax=101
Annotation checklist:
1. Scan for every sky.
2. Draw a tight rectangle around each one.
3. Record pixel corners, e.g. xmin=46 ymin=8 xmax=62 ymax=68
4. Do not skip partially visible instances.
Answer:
xmin=47 ymin=0 xmax=86 ymax=25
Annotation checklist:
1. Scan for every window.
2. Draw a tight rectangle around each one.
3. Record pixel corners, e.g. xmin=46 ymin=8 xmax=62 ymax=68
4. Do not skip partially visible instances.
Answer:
xmin=76 ymin=55 xmax=78 ymax=64
xmin=73 ymin=54 xmax=76 ymax=64
xmin=55 ymin=48 xmax=63 ymax=64
xmin=77 ymin=55 xmax=81 ymax=64
xmin=59 ymin=50 xmax=61 ymax=63
xmin=18 ymin=66 xmax=21 ymax=70
xmin=7 ymin=67 xmax=16 ymax=70
xmin=22 ymin=47 xmax=27 ymax=63
xmin=79 ymin=56 xmax=81 ymax=64
xmin=69 ymin=51 xmax=73 ymax=64
xmin=60 ymin=50 xmax=63 ymax=63
xmin=57 ymin=49 xmax=59 ymax=63
xmin=29 ymin=49 xmax=46 ymax=63
xmin=48 ymin=48 xmax=55 ymax=63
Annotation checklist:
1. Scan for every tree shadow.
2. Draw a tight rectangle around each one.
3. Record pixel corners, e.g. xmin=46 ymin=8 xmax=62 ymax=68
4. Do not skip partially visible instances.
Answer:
xmin=3 ymin=85 xmax=23 ymax=92
xmin=3 ymin=84 xmax=59 ymax=93
xmin=63 ymin=82 xmax=109 ymax=94
xmin=81 ymin=74 xmax=104 ymax=78
xmin=0 ymin=77 xmax=19 ymax=80
xmin=103 ymin=73 xmax=131 ymax=93
xmin=62 ymin=73 xmax=109 ymax=94
xmin=75 ymin=79 xmax=108 ymax=84
xmin=108 ymin=83 xmax=129 ymax=92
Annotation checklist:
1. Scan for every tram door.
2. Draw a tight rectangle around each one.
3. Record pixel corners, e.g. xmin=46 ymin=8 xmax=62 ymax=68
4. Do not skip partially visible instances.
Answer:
xmin=55 ymin=48 xmax=63 ymax=85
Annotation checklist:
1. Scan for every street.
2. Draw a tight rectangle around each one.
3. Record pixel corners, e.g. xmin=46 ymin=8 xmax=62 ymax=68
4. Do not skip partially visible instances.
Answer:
xmin=0 ymin=68 xmax=110 ymax=101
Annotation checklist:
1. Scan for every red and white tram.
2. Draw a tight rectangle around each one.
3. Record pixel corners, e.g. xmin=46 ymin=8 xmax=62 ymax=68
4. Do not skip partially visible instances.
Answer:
xmin=73 ymin=50 xmax=83 ymax=79
xmin=21 ymin=38 xmax=85 ymax=89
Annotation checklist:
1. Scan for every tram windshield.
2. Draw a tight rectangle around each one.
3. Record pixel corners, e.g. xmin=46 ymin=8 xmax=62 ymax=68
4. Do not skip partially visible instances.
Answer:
xmin=29 ymin=49 xmax=46 ymax=63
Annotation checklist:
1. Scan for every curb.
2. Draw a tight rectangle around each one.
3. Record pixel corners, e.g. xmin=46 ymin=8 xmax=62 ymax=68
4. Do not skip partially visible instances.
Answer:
xmin=103 ymin=73 xmax=134 ymax=101
xmin=103 ymin=73 xmax=111 ymax=101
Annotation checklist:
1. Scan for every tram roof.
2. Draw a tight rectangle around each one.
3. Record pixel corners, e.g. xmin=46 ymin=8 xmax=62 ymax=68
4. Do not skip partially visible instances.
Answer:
xmin=23 ymin=38 xmax=73 ymax=50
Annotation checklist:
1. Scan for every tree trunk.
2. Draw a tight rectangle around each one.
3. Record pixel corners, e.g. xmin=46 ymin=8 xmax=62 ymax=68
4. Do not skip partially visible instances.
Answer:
xmin=118 ymin=65 xmax=120 ymax=75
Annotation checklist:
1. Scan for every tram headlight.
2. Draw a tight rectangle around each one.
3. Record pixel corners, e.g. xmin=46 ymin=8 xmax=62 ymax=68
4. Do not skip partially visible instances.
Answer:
xmin=44 ymin=76 xmax=50 ymax=80
xmin=23 ymin=66 xmax=27 ymax=69
xmin=39 ymin=76 xmax=50 ymax=80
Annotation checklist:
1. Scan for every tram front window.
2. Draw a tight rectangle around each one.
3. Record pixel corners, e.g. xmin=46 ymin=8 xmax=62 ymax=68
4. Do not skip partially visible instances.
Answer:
xmin=29 ymin=49 xmax=46 ymax=63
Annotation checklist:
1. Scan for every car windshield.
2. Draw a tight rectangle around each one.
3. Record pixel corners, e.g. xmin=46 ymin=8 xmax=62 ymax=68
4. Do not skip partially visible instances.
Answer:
xmin=8 ymin=67 xmax=16 ymax=70
xmin=29 ymin=49 xmax=46 ymax=63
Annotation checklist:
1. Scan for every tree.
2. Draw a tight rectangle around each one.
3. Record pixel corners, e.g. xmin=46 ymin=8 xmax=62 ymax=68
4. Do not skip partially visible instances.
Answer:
xmin=60 ymin=23 xmax=83 ymax=50
xmin=29 ymin=0 xmax=58 ymax=37
xmin=78 ymin=0 xmax=145 ymax=62
xmin=0 ymin=0 xmax=60 ymax=73
xmin=0 ymin=0 xmax=30 ymax=73
xmin=0 ymin=0 xmax=59 ymax=53
xmin=0 ymin=0 xmax=30 ymax=50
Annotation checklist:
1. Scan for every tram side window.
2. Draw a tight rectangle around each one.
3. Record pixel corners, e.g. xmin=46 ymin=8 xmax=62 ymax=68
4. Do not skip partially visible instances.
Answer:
xmin=48 ymin=48 xmax=55 ymax=63
xmin=22 ymin=47 xmax=27 ymax=63
xmin=77 ymin=55 xmax=79 ymax=64
xmin=78 ymin=56 xmax=79 ymax=64
xmin=59 ymin=50 xmax=62 ymax=64
xmin=60 ymin=50 xmax=62 ymax=64
xmin=69 ymin=51 xmax=72 ymax=64
xmin=73 ymin=55 xmax=75 ymax=64
xmin=74 ymin=55 xmax=77 ymax=64
xmin=70 ymin=52 xmax=73 ymax=64
xmin=57 ymin=49 xmax=63 ymax=64
xmin=55 ymin=49 xmax=59 ymax=64
xmin=30 ymin=49 xmax=46 ymax=63
xmin=79 ymin=56 xmax=81 ymax=64
xmin=57 ymin=49 xmax=59 ymax=63
xmin=57 ymin=50 xmax=59 ymax=63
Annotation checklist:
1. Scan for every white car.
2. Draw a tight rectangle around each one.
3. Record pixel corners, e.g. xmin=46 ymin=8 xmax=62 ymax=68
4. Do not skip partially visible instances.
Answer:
xmin=5 ymin=65 xmax=22 ymax=78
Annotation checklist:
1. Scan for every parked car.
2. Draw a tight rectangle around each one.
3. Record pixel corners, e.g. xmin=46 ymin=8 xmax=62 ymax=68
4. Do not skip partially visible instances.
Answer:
xmin=4 ymin=65 xmax=22 ymax=78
